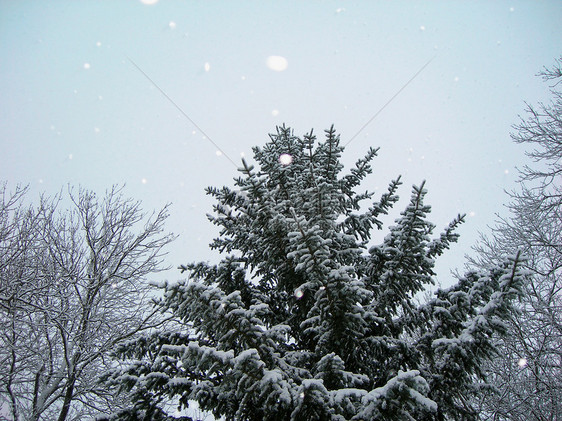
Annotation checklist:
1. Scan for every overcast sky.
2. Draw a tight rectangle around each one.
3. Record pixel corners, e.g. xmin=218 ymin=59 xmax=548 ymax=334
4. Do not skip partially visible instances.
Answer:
xmin=1 ymin=0 xmax=561 ymax=286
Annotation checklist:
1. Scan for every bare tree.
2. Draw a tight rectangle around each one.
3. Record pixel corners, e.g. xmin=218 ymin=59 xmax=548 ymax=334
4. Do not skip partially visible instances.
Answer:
xmin=471 ymin=57 xmax=562 ymax=420
xmin=0 ymin=185 xmax=175 ymax=421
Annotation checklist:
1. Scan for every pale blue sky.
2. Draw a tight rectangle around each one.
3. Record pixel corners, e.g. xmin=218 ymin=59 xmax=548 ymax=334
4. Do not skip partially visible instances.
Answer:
xmin=1 ymin=0 xmax=561 ymax=284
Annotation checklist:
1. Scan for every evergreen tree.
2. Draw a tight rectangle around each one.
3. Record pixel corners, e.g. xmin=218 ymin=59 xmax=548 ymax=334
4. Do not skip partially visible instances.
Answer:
xmin=103 ymin=126 xmax=527 ymax=420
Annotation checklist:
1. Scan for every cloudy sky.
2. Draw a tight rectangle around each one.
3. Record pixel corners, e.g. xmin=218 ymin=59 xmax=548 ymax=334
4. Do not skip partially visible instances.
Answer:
xmin=1 ymin=0 xmax=561 ymax=285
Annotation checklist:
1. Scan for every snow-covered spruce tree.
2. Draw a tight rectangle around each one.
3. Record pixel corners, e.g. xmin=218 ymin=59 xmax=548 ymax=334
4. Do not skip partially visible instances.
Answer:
xmin=103 ymin=126 xmax=527 ymax=420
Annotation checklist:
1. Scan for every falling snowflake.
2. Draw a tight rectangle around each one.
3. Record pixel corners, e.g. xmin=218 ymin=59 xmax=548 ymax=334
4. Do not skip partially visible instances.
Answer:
xmin=83 ymin=63 xmax=91 ymax=70
xmin=204 ymin=62 xmax=211 ymax=72
xmin=169 ymin=21 xmax=176 ymax=29
xmin=266 ymin=56 xmax=288 ymax=72
xmin=518 ymin=358 xmax=527 ymax=368
xmin=271 ymin=109 xmax=279 ymax=117
xmin=141 ymin=178 xmax=148 ymax=184
xmin=279 ymin=154 xmax=293 ymax=166
xmin=294 ymin=289 xmax=304 ymax=299
xmin=216 ymin=150 xmax=223 ymax=156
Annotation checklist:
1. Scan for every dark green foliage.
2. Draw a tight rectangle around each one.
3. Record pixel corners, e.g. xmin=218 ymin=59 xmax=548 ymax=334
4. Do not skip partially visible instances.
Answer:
xmin=105 ymin=126 xmax=526 ymax=420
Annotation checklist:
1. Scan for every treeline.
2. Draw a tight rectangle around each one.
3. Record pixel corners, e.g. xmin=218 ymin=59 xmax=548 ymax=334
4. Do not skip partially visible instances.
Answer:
xmin=1 ymin=57 xmax=560 ymax=420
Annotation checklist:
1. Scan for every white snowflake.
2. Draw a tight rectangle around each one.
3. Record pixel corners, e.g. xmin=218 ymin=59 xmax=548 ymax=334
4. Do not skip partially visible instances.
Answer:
xmin=266 ymin=56 xmax=288 ymax=72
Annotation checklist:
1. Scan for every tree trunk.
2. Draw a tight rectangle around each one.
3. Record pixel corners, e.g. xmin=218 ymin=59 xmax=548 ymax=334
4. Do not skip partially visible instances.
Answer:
xmin=57 ymin=374 xmax=76 ymax=421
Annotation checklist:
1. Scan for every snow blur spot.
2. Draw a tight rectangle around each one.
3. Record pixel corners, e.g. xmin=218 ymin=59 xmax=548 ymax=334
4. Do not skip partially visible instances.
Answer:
xmin=169 ymin=21 xmax=176 ymax=29
xmin=96 ymin=41 xmax=101 ymax=47
xmin=94 ymin=127 xmax=100 ymax=133
xmin=68 ymin=154 xmax=73 ymax=160
xmin=299 ymin=392 xmax=305 ymax=399
xmin=192 ymin=130 xmax=196 ymax=135
xmin=272 ymin=109 xmax=279 ymax=117
xmin=266 ymin=55 xmax=288 ymax=72
xmin=73 ymin=89 xmax=78 ymax=94
xmin=454 ymin=76 xmax=459 ymax=82
xmin=141 ymin=178 xmax=148 ymax=184
xmin=140 ymin=0 xmax=159 ymax=4
xmin=98 ymin=95 xmax=103 ymax=100
xmin=509 ymin=6 xmax=514 ymax=12
xmin=204 ymin=62 xmax=211 ymax=72
xmin=111 ymin=283 xmax=117 ymax=288
xmin=497 ymin=40 xmax=502 ymax=46
xmin=319 ymin=286 xmax=325 ymax=290
xmin=240 ymin=151 xmax=245 ymax=157
xmin=518 ymin=358 xmax=527 ymax=368
xmin=279 ymin=154 xmax=293 ymax=166
xmin=38 ymin=179 xmax=44 ymax=184
xmin=241 ymin=75 xmax=246 ymax=80
xmin=294 ymin=289 xmax=304 ymax=299
xmin=420 ymin=25 xmax=426 ymax=31
xmin=335 ymin=7 xmax=345 ymax=13
xmin=504 ymin=169 xmax=509 ymax=175
xmin=83 ymin=63 xmax=91 ymax=70
xmin=469 ymin=211 xmax=476 ymax=217
xmin=216 ymin=150 xmax=223 ymax=156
